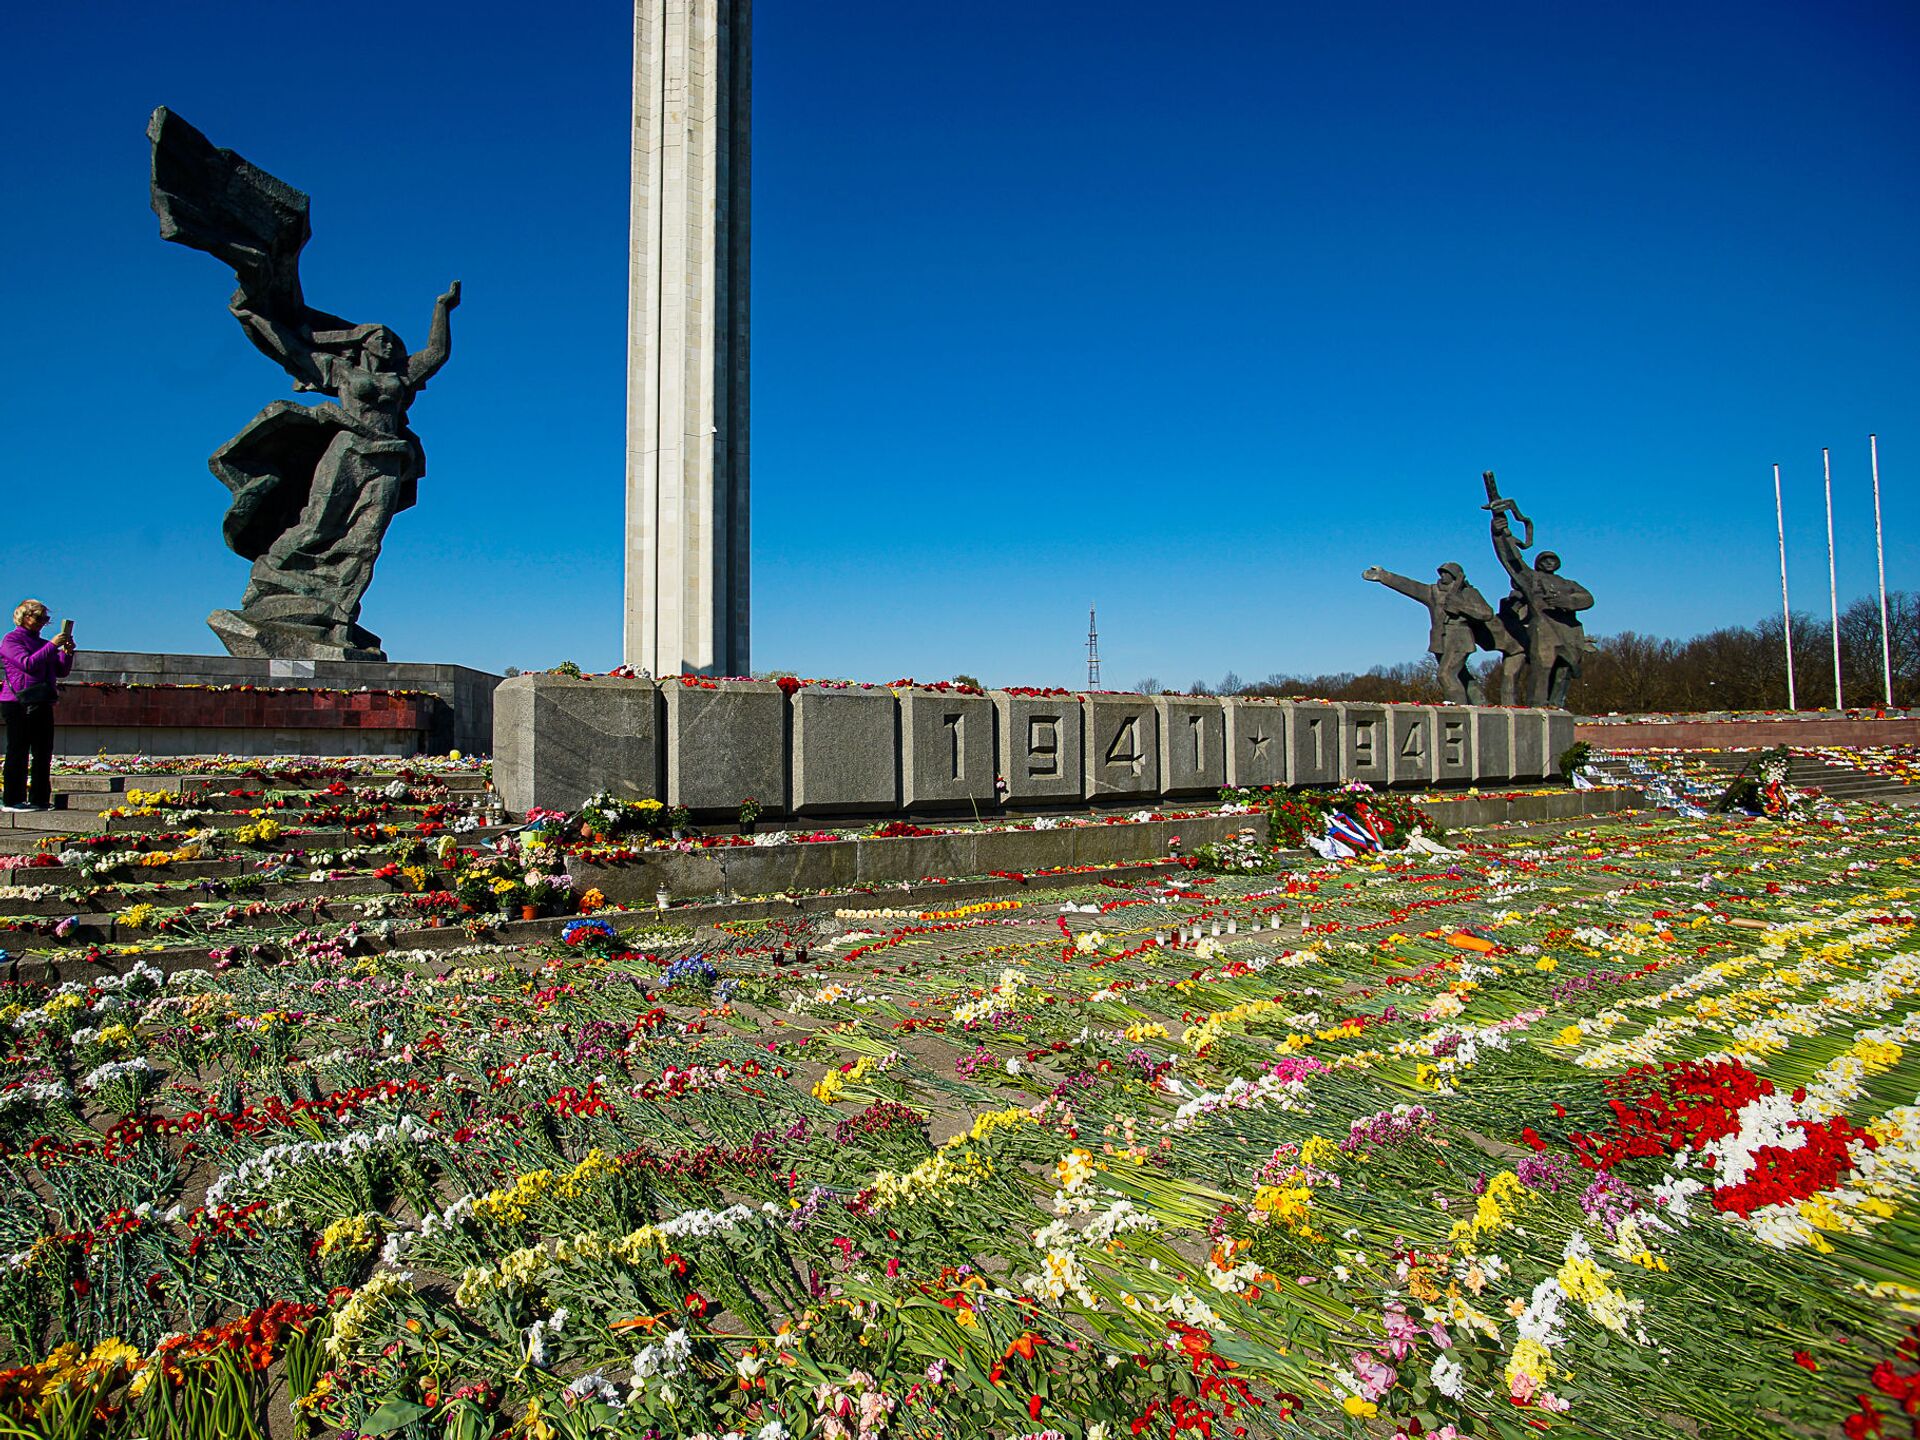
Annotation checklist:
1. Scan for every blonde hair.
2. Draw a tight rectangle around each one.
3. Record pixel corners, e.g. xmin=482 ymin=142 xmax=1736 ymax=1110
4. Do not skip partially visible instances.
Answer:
xmin=12 ymin=600 xmax=48 ymax=628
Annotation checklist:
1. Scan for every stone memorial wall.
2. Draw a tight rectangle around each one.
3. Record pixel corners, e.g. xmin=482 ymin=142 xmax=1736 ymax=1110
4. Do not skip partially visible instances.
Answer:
xmin=494 ymin=676 xmax=1576 ymax=818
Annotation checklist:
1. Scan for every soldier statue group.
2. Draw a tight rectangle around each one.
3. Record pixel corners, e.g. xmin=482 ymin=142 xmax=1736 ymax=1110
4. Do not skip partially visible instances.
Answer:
xmin=1363 ymin=473 xmax=1594 ymax=709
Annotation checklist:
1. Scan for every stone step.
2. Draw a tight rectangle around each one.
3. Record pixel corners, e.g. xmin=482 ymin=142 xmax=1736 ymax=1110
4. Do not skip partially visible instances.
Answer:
xmin=50 ymin=767 xmax=489 ymax=795
xmin=1588 ymin=756 xmax=1920 ymax=805
xmin=50 ymin=773 xmax=223 ymax=797
xmin=0 ymin=872 xmax=417 ymax=916
xmin=0 ymin=819 xmax=513 ymax=880
xmin=0 ymin=890 xmax=476 ymax=951
xmin=0 ymin=810 xmax=111 ymax=836
xmin=0 ymin=820 xmax=515 ymax=864
xmin=0 ymin=855 xmax=1196 ymax=985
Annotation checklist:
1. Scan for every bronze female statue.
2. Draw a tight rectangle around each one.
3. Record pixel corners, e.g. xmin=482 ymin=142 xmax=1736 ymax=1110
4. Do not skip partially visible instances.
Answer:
xmin=149 ymin=107 xmax=461 ymax=661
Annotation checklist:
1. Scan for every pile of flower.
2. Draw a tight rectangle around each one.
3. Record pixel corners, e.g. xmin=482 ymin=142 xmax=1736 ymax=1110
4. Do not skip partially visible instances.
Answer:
xmin=0 ymin=789 xmax=1917 ymax=1438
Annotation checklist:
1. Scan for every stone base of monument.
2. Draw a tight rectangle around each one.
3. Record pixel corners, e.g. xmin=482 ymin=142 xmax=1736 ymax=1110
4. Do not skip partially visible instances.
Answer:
xmin=566 ymin=787 xmax=1645 ymax=906
xmin=208 ymin=607 xmax=387 ymax=664
xmin=62 ymin=652 xmax=503 ymax=756
xmin=494 ymin=674 xmax=1579 ymax=819
xmin=53 ymin=684 xmax=438 ymax=758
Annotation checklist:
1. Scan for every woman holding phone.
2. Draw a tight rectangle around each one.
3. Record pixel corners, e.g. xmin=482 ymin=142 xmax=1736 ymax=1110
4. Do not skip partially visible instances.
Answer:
xmin=1 ymin=600 xmax=76 ymax=812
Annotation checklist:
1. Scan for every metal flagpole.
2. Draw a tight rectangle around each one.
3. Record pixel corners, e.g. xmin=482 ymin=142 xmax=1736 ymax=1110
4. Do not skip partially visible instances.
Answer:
xmin=1825 ymin=447 xmax=1843 ymax=709
xmin=1872 ymin=434 xmax=1892 ymax=707
xmin=1775 ymin=463 xmax=1797 ymax=709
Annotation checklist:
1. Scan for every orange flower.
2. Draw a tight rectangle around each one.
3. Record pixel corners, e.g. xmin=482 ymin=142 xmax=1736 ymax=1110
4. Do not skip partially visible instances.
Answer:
xmin=1003 ymin=1332 xmax=1047 ymax=1362
xmin=610 ymin=1313 xmax=666 ymax=1333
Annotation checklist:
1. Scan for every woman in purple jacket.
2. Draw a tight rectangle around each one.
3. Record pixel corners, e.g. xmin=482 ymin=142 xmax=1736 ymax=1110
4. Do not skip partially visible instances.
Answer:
xmin=1 ymin=600 xmax=76 ymax=812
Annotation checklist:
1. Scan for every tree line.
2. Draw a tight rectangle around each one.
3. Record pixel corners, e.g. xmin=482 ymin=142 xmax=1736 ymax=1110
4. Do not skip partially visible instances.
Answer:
xmin=1137 ymin=591 xmax=1919 ymax=713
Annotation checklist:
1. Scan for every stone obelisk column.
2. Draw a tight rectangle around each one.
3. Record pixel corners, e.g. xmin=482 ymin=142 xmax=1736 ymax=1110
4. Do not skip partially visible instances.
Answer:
xmin=625 ymin=0 xmax=750 ymax=676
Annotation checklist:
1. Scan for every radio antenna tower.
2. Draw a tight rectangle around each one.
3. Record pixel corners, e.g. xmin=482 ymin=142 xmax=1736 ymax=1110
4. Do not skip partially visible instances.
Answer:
xmin=1086 ymin=605 xmax=1101 ymax=689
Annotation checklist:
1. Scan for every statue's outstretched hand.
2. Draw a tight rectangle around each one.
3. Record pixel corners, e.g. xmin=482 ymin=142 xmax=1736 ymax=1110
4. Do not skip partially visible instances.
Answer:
xmin=1362 ymin=566 xmax=1386 ymax=582
xmin=439 ymin=281 xmax=462 ymax=309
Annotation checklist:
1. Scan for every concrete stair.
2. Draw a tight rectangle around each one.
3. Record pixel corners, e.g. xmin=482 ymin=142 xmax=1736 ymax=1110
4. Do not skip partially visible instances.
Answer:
xmin=1590 ymin=748 xmax=1920 ymax=807
xmin=0 ymin=763 xmax=519 ymax=979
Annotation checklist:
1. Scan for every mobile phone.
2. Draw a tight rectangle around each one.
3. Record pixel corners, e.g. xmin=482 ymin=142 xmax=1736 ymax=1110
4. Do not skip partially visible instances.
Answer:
xmin=57 ymin=620 xmax=73 ymax=641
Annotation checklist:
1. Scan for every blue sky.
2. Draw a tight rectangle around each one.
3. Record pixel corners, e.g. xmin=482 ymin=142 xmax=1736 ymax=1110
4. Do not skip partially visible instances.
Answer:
xmin=4 ymin=2 xmax=1915 ymax=687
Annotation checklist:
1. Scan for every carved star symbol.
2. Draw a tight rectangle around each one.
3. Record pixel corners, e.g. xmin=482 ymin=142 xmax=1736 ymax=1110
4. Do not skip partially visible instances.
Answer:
xmin=1248 ymin=730 xmax=1271 ymax=753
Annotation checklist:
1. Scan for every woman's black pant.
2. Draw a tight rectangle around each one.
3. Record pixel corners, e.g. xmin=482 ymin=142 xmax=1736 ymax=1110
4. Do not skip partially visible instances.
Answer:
xmin=0 ymin=701 xmax=53 ymax=808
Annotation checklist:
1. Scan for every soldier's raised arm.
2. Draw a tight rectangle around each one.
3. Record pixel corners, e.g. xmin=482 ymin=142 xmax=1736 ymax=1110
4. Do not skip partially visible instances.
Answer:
xmin=1363 ymin=567 xmax=1432 ymax=603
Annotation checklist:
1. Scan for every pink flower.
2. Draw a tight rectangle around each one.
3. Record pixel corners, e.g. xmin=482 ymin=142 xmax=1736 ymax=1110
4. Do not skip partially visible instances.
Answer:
xmin=1352 ymin=1349 xmax=1398 ymax=1400
xmin=1382 ymin=1302 xmax=1423 ymax=1360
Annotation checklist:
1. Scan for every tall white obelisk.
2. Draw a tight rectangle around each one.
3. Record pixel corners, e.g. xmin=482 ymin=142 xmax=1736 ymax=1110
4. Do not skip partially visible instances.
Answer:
xmin=625 ymin=0 xmax=750 ymax=676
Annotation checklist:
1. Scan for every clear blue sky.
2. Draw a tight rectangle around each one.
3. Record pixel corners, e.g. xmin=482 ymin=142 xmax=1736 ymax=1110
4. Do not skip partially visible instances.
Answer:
xmin=5 ymin=2 xmax=1915 ymax=687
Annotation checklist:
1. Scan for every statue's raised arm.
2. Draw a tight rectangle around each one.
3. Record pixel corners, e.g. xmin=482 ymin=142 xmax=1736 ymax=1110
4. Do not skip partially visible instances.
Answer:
xmin=1362 ymin=566 xmax=1432 ymax=604
xmin=1488 ymin=504 xmax=1530 ymax=583
xmin=1481 ymin=470 xmax=1536 ymax=575
xmin=407 ymin=282 xmax=461 ymax=389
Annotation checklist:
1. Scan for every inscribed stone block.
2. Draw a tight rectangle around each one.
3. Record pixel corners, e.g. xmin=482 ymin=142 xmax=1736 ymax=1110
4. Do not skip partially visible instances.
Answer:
xmin=992 ymin=693 xmax=1084 ymax=805
xmin=1511 ymin=710 xmax=1548 ymax=780
xmin=1154 ymin=696 xmax=1227 ymax=796
xmin=1342 ymin=705 xmax=1391 ymax=787
xmin=790 ymin=687 xmax=899 ymax=814
xmin=1474 ymin=710 xmax=1514 ymax=781
xmin=1387 ymin=706 xmax=1436 ymax=787
xmin=1285 ymin=702 xmax=1342 ymax=786
xmin=1223 ymin=698 xmax=1288 ymax=788
xmin=1082 ymin=695 xmax=1161 ymax=801
xmin=662 ymin=680 xmax=786 ymax=816
xmin=901 ymin=690 xmax=996 ymax=808
xmin=492 ymin=675 xmax=662 ymax=816
xmin=1433 ymin=709 xmax=1474 ymax=784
